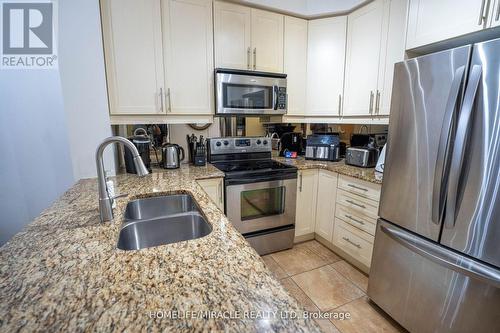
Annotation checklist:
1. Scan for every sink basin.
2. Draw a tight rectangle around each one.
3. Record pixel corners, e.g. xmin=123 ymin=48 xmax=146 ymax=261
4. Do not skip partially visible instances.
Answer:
xmin=117 ymin=194 xmax=212 ymax=251
xmin=117 ymin=212 xmax=212 ymax=250
xmin=124 ymin=194 xmax=198 ymax=221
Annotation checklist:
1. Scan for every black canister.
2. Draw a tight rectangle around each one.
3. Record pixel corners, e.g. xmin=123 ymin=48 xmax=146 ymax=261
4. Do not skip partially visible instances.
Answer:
xmin=124 ymin=132 xmax=151 ymax=174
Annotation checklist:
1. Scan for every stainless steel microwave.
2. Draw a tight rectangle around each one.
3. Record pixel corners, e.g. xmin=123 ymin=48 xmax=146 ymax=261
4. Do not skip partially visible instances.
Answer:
xmin=215 ymin=68 xmax=287 ymax=116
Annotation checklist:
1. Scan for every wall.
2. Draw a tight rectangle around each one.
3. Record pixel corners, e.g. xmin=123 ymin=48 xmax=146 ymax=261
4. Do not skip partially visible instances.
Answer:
xmin=58 ymin=0 xmax=115 ymax=179
xmin=0 ymin=70 xmax=75 ymax=245
xmin=0 ymin=0 xmax=114 ymax=245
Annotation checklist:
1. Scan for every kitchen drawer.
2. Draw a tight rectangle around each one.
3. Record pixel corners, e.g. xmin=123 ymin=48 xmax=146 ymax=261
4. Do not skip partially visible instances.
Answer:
xmin=336 ymin=189 xmax=378 ymax=219
xmin=338 ymin=175 xmax=380 ymax=202
xmin=333 ymin=218 xmax=373 ymax=267
xmin=335 ymin=203 xmax=376 ymax=236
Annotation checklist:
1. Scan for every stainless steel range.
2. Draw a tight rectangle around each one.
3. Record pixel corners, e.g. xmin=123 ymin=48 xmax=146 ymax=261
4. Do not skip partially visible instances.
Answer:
xmin=207 ymin=137 xmax=297 ymax=255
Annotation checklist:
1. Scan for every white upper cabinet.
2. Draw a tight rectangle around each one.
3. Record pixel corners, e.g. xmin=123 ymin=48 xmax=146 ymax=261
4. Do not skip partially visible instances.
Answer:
xmin=343 ymin=0 xmax=385 ymax=117
xmin=101 ymin=0 xmax=165 ymax=115
xmin=406 ymin=0 xmax=487 ymax=49
xmin=251 ymin=9 xmax=284 ymax=72
xmin=284 ymin=16 xmax=308 ymax=116
xmin=376 ymin=0 xmax=409 ymax=116
xmin=490 ymin=0 xmax=500 ymax=27
xmin=214 ymin=1 xmax=284 ymax=72
xmin=306 ymin=16 xmax=347 ymax=116
xmin=162 ymin=0 xmax=214 ymax=115
xmin=214 ymin=2 xmax=251 ymax=70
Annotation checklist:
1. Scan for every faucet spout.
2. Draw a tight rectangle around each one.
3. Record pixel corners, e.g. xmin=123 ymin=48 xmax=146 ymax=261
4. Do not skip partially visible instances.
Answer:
xmin=95 ymin=136 xmax=149 ymax=222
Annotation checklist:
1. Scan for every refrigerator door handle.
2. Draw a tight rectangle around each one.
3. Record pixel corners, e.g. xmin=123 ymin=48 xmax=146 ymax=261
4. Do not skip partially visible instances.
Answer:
xmin=380 ymin=223 xmax=500 ymax=289
xmin=431 ymin=66 xmax=466 ymax=225
xmin=445 ymin=64 xmax=482 ymax=229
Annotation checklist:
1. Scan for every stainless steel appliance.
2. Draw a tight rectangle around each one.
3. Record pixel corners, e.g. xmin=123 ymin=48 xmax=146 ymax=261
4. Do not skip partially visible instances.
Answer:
xmin=162 ymin=143 xmax=185 ymax=169
xmin=207 ymin=137 xmax=297 ymax=255
xmin=305 ymin=134 xmax=341 ymax=161
xmin=215 ymin=68 xmax=287 ymax=116
xmin=368 ymin=38 xmax=500 ymax=332
xmin=345 ymin=147 xmax=378 ymax=167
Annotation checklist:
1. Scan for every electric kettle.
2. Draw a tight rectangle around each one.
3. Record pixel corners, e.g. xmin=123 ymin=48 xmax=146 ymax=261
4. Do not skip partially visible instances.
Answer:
xmin=162 ymin=143 xmax=185 ymax=169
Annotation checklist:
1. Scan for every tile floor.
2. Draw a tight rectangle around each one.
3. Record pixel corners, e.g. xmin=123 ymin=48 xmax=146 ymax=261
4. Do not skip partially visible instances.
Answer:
xmin=262 ymin=240 xmax=407 ymax=333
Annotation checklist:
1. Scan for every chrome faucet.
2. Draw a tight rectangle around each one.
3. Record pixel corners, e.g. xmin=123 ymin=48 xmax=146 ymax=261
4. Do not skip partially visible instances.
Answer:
xmin=95 ymin=136 xmax=149 ymax=222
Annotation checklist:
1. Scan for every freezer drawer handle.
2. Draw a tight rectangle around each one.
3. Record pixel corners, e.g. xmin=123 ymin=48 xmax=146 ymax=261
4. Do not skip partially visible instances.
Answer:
xmin=431 ymin=66 xmax=466 ymax=225
xmin=346 ymin=199 xmax=366 ymax=209
xmin=347 ymin=184 xmax=368 ymax=192
xmin=380 ymin=223 xmax=500 ymax=289
xmin=345 ymin=215 xmax=365 ymax=225
xmin=445 ymin=65 xmax=482 ymax=229
xmin=342 ymin=237 xmax=361 ymax=249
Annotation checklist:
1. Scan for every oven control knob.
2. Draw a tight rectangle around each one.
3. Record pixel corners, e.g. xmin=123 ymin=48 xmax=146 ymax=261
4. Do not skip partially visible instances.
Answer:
xmin=223 ymin=140 xmax=229 ymax=146
xmin=263 ymin=140 xmax=268 ymax=145
xmin=256 ymin=139 xmax=262 ymax=145
xmin=216 ymin=141 xmax=222 ymax=147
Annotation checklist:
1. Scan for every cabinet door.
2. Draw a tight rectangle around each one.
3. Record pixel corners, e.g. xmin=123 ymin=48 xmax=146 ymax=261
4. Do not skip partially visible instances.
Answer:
xmin=197 ymin=178 xmax=224 ymax=210
xmin=306 ymin=17 xmax=347 ymax=116
xmin=376 ymin=0 xmax=409 ymax=116
xmin=343 ymin=0 xmax=384 ymax=117
xmin=101 ymin=0 xmax=165 ymax=115
xmin=251 ymin=9 xmax=284 ymax=73
xmin=284 ymin=16 xmax=308 ymax=116
xmin=214 ymin=1 xmax=251 ymax=70
xmin=406 ymin=0 xmax=486 ymax=50
xmin=315 ymin=170 xmax=338 ymax=242
xmin=295 ymin=169 xmax=318 ymax=237
xmin=162 ymin=0 xmax=214 ymax=115
xmin=489 ymin=0 xmax=500 ymax=27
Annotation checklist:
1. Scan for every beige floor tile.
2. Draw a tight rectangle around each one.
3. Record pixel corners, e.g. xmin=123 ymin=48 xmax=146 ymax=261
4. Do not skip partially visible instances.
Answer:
xmin=270 ymin=245 xmax=329 ymax=276
xmin=261 ymin=255 xmax=288 ymax=279
xmin=314 ymin=318 xmax=342 ymax=333
xmin=330 ymin=260 xmax=369 ymax=293
xmin=331 ymin=297 xmax=406 ymax=333
xmin=280 ymin=277 xmax=318 ymax=312
xmin=296 ymin=240 xmax=342 ymax=264
xmin=292 ymin=265 xmax=364 ymax=311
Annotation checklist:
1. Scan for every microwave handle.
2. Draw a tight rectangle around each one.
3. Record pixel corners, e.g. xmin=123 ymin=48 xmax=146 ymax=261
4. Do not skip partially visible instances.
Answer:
xmin=273 ymin=86 xmax=279 ymax=110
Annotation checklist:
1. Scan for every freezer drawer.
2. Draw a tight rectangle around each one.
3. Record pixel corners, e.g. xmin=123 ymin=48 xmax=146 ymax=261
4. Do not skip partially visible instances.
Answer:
xmin=368 ymin=220 xmax=500 ymax=333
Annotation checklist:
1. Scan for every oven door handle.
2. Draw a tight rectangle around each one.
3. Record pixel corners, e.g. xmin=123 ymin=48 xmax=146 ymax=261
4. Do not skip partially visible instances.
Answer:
xmin=225 ymin=175 xmax=296 ymax=186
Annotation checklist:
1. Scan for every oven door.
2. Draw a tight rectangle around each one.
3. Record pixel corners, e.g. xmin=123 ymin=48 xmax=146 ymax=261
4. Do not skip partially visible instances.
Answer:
xmin=215 ymin=70 xmax=286 ymax=115
xmin=225 ymin=178 xmax=297 ymax=234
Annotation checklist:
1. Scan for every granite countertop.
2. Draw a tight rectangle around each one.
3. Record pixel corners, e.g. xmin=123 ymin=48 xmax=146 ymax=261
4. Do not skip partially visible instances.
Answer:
xmin=273 ymin=157 xmax=383 ymax=185
xmin=0 ymin=163 xmax=320 ymax=332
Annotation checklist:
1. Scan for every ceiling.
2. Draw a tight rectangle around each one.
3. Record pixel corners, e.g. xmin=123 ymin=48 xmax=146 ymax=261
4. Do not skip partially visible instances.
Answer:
xmin=233 ymin=0 xmax=371 ymax=18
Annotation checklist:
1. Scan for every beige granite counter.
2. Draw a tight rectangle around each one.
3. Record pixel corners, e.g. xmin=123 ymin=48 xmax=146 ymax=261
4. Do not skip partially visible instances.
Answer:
xmin=273 ymin=157 xmax=383 ymax=185
xmin=0 ymin=163 xmax=320 ymax=332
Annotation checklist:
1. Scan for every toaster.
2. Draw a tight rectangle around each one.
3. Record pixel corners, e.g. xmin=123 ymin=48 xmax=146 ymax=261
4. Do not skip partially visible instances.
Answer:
xmin=345 ymin=147 xmax=379 ymax=168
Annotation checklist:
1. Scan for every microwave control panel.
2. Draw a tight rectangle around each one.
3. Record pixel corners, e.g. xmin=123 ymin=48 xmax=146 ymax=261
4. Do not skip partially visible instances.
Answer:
xmin=277 ymin=87 xmax=287 ymax=110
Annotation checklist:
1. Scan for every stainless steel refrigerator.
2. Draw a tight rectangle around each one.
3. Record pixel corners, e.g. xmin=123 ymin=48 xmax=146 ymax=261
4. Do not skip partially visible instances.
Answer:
xmin=368 ymin=37 xmax=500 ymax=332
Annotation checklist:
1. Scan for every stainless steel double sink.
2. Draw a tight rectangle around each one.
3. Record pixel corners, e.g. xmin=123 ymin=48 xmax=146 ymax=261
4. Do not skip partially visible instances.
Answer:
xmin=117 ymin=194 xmax=212 ymax=251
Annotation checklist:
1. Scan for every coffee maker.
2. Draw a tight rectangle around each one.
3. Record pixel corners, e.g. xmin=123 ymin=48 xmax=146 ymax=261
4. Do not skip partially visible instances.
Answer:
xmin=279 ymin=132 xmax=303 ymax=156
xmin=124 ymin=128 xmax=151 ymax=174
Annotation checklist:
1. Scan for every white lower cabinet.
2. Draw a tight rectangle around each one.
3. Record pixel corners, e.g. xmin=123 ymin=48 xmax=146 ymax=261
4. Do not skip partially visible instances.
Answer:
xmin=332 ymin=176 xmax=380 ymax=269
xmin=314 ymin=170 xmax=338 ymax=241
xmin=196 ymin=178 xmax=224 ymax=210
xmin=299 ymin=170 xmax=381 ymax=271
xmin=295 ymin=169 xmax=318 ymax=238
